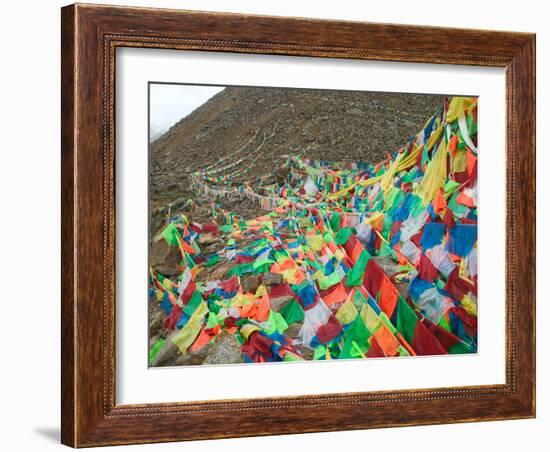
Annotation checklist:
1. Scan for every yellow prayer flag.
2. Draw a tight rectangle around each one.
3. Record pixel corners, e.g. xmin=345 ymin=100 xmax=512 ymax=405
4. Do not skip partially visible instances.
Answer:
xmin=451 ymin=149 xmax=468 ymax=174
xmin=171 ymin=301 xmax=208 ymax=354
xmin=461 ymin=294 xmax=478 ymax=317
xmin=336 ymin=298 xmax=358 ymax=325
xmin=446 ymin=97 xmax=477 ymax=124
xmin=306 ymin=235 xmax=323 ymax=252
xmin=360 ymin=304 xmax=382 ymax=334
xmin=255 ymin=284 xmax=267 ymax=298
xmin=240 ymin=323 xmax=261 ymax=341
xmin=415 ymin=139 xmax=448 ymax=206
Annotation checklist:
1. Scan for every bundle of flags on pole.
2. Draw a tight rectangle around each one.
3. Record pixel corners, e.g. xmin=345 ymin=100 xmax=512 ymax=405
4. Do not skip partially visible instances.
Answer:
xmin=150 ymin=96 xmax=478 ymax=365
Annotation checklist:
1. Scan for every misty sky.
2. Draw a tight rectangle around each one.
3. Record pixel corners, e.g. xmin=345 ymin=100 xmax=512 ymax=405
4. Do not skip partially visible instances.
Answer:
xmin=149 ymin=84 xmax=224 ymax=142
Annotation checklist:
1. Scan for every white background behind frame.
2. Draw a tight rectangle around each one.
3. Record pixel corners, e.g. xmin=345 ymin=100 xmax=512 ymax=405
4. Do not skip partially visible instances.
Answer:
xmin=2 ymin=0 xmax=547 ymax=450
xmin=116 ymin=48 xmax=506 ymax=405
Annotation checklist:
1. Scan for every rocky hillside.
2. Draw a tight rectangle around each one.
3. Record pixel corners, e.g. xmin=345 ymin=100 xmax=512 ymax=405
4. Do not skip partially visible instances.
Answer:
xmin=148 ymin=87 xmax=449 ymax=366
xmin=149 ymin=87 xmax=446 ymax=213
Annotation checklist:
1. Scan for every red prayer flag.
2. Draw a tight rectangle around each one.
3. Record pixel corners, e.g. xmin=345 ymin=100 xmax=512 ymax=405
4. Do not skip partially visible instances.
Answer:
xmin=412 ymin=320 xmax=447 ymax=355
xmin=316 ymin=314 xmax=343 ymax=344
xmin=418 ymin=254 xmax=439 ymax=282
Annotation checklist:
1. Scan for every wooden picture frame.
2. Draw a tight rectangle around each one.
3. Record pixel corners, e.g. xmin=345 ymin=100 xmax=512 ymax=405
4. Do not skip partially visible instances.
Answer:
xmin=61 ymin=3 xmax=536 ymax=447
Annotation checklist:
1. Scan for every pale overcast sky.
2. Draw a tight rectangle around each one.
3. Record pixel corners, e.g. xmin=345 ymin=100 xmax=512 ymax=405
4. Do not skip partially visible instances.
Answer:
xmin=149 ymin=84 xmax=224 ymax=142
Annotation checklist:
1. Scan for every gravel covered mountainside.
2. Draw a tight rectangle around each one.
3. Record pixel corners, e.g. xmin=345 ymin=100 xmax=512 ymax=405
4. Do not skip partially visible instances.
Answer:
xmin=150 ymin=87 xmax=445 ymax=211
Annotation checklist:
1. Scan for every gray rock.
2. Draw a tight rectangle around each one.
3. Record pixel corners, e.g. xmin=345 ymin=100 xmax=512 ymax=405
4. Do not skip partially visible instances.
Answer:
xmin=202 ymin=333 xmax=243 ymax=365
xmin=346 ymin=107 xmax=363 ymax=116
xmin=270 ymin=295 xmax=294 ymax=312
xmin=150 ymin=241 xmax=182 ymax=278
xmin=242 ymin=274 xmax=261 ymax=294
xmin=173 ymin=345 xmax=210 ymax=366
xmin=371 ymin=255 xmax=402 ymax=278
xmin=151 ymin=334 xmax=180 ymax=367
xmin=284 ymin=321 xmax=303 ymax=338
xmin=208 ymin=261 xmax=234 ymax=281
xmin=198 ymin=232 xmax=220 ymax=245
xmin=149 ymin=310 xmax=165 ymax=334
xmin=262 ymin=272 xmax=283 ymax=286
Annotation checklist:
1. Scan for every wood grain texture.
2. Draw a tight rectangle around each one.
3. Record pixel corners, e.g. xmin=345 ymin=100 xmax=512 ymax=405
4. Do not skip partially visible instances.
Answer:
xmin=60 ymin=3 xmax=536 ymax=447
xmin=60 ymin=5 xmax=76 ymax=446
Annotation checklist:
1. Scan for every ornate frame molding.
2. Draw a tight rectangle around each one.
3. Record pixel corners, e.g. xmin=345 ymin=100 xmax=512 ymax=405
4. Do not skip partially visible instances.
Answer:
xmin=61 ymin=4 xmax=535 ymax=447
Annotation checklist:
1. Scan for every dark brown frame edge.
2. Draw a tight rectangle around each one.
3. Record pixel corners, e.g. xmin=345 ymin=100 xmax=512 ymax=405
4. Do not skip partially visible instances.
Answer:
xmin=61 ymin=3 xmax=536 ymax=447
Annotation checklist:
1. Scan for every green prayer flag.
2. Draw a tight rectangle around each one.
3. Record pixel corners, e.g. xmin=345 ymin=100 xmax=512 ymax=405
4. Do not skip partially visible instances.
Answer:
xmin=183 ymin=291 xmax=203 ymax=317
xmin=149 ymin=338 xmax=166 ymax=365
xmin=396 ymin=296 xmax=418 ymax=345
xmin=438 ymin=314 xmax=452 ymax=332
xmin=313 ymin=345 xmax=327 ymax=360
xmin=329 ymin=212 xmax=342 ymax=231
xmin=283 ymin=352 xmax=303 ymax=362
xmin=449 ymin=340 xmax=472 ymax=354
xmin=334 ymin=227 xmax=353 ymax=245
xmin=398 ymin=345 xmax=411 ymax=356
xmin=443 ymin=179 xmax=460 ymax=196
xmin=346 ymin=313 xmax=371 ymax=344
xmin=206 ymin=312 xmax=221 ymax=328
xmin=346 ymin=250 xmax=371 ymax=287
xmin=317 ymin=269 xmax=343 ymax=290
xmin=323 ymin=231 xmax=333 ymax=244
xmin=205 ymin=254 xmax=221 ymax=267
xmin=265 ymin=310 xmax=289 ymax=334
xmin=448 ymin=191 xmax=468 ymax=216
xmin=229 ymin=263 xmax=254 ymax=276
xmin=253 ymin=256 xmax=274 ymax=270
xmin=279 ymin=299 xmax=305 ymax=325
xmin=162 ymin=223 xmax=180 ymax=246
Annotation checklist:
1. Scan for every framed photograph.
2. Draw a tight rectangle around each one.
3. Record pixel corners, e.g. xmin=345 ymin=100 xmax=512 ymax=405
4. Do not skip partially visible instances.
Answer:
xmin=61 ymin=3 xmax=536 ymax=447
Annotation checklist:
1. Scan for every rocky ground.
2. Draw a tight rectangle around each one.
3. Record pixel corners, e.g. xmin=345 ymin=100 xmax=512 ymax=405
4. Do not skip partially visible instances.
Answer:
xmin=148 ymin=87 xmax=446 ymax=366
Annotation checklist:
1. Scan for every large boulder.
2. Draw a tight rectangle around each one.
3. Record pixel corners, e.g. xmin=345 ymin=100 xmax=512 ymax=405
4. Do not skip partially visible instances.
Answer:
xmin=202 ymin=333 xmax=243 ymax=365
xmin=149 ymin=239 xmax=182 ymax=278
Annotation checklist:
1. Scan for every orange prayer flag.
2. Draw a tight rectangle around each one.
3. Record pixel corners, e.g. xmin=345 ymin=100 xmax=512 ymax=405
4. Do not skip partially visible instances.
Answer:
xmin=448 ymin=253 xmax=462 ymax=264
xmin=323 ymin=283 xmax=348 ymax=306
xmin=279 ymin=258 xmax=296 ymax=271
xmin=189 ymin=327 xmax=212 ymax=353
xmin=396 ymin=331 xmax=417 ymax=356
xmin=395 ymin=248 xmax=411 ymax=266
xmin=369 ymin=214 xmax=385 ymax=232
xmin=448 ymin=134 xmax=458 ymax=156
xmin=456 ymin=191 xmax=476 ymax=208
xmin=239 ymin=302 xmax=257 ymax=318
xmin=167 ymin=292 xmax=178 ymax=305
xmin=378 ymin=276 xmax=399 ymax=317
xmin=372 ymin=323 xmax=400 ymax=357
xmin=432 ymin=189 xmax=447 ymax=215
xmin=179 ymin=239 xmax=196 ymax=254
xmin=254 ymin=294 xmax=271 ymax=322
xmin=293 ymin=269 xmax=306 ymax=285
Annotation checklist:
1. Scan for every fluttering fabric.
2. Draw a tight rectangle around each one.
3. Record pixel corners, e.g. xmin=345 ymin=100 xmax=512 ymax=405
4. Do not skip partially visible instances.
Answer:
xmin=149 ymin=96 xmax=478 ymax=364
